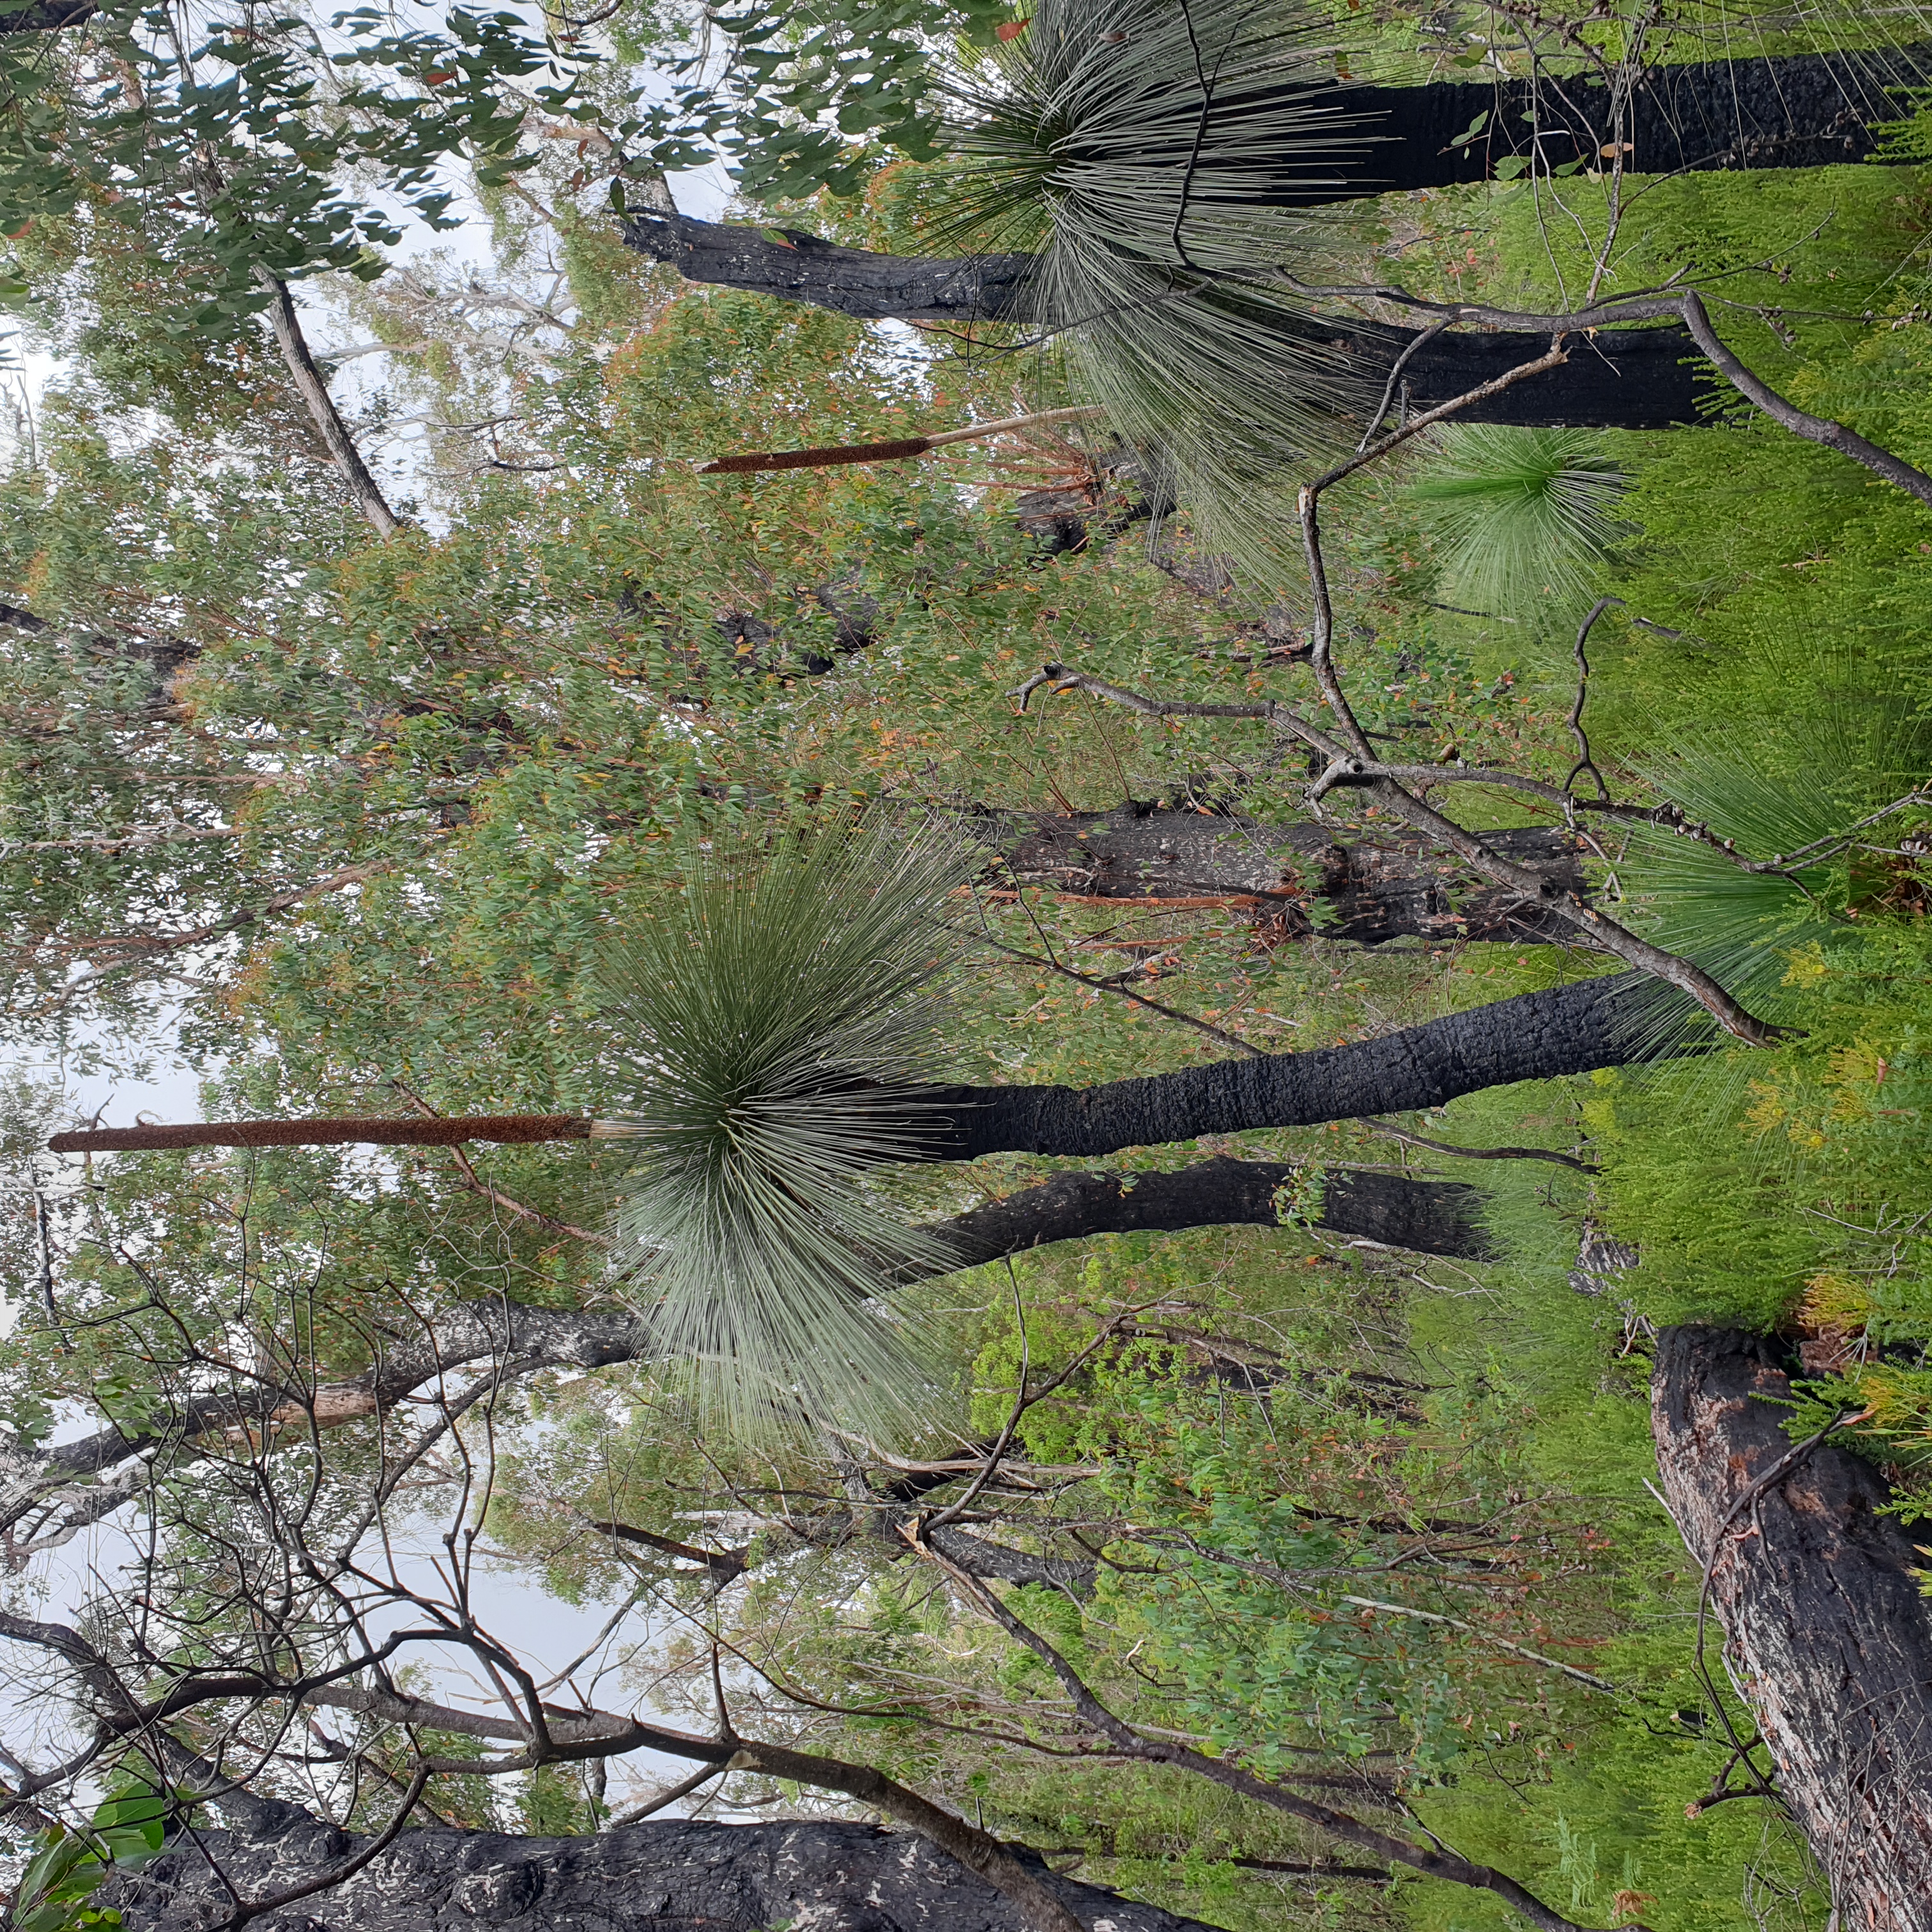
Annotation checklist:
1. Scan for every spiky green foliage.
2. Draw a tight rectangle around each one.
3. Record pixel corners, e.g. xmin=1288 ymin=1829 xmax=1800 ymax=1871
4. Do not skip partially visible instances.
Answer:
xmin=1614 ymin=698 xmax=1929 ymax=1012
xmin=940 ymin=0 xmax=1374 ymax=580
xmin=597 ymin=826 xmax=969 ymax=1443
xmin=1405 ymin=427 xmax=1627 ymax=619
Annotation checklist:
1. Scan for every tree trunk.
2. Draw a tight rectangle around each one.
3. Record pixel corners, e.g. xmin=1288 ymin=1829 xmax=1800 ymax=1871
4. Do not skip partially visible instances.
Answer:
xmin=1651 ymin=1327 xmax=1932 ymax=1928
xmin=8 ymin=1151 xmax=1483 ymax=1558
xmin=623 ymin=212 xmax=1713 ymax=429
xmin=1264 ymin=49 xmax=1925 ymax=198
xmin=257 ymin=272 xmax=405 ymax=539
xmin=931 ymin=1155 xmax=1491 ymax=1263
xmin=102 ymin=1816 xmax=1221 ymax=1932
xmin=0 ymin=0 xmax=92 ymax=26
xmin=621 ymin=43 xmax=1924 ymax=433
xmin=625 ymin=213 xmax=1035 ymax=324
xmin=979 ymin=803 xmax=1583 ymax=942
xmin=52 ymin=976 xmax=1644 ymax=1175
xmin=922 ymin=972 xmax=1646 ymax=1161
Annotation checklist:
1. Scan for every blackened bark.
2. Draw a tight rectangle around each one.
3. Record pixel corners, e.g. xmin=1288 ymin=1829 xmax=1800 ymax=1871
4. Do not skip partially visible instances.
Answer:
xmin=720 ymin=579 xmax=880 ymax=675
xmin=0 ymin=0 xmax=93 ymax=27
xmin=624 ymin=214 xmax=1036 ymax=325
xmin=103 ymin=1816 xmax=1218 ymax=1932
xmin=981 ymin=803 xmax=1583 ymax=942
xmin=1652 ymin=1328 xmax=1932 ymax=1928
xmin=622 ymin=213 xmax=1713 ymax=429
xmin=921 ymin=973 xmax=1643 ymax=1162
xmin=1264 ymin=49 xmax=1926 ymax=198
xmin=0 ymin=604 xmax=204 ymax=720
xmin=621 ymin=47 xmax=1925 ymax=312
xmin=1384 ymin=322 xmax=1713 ymax=429
xmin=931 ymin=1156 xmax=1491 ymax=1262
xmin=1321 ymin=1167 xmax=1491 ymax=1254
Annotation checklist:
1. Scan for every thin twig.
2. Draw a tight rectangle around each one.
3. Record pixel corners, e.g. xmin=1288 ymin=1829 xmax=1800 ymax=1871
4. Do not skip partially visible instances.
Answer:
xmin=907 ymin=1535 xmax=1629 ymax=1932
xmin=1358 ymin=1118 xmax=1598 ymax=1174
xmin=1334 ymin=1594 xmax=1619 ymax=1695
xmin=209 ymin=1770 xmax=429 ymax=1929
xmin=606 ymin=1759 xmax=728 ymax=1825
xmin=972 ymin=926 xmax=1264 ymax=1057
xmin=390 ymin=1081 xmax=606 ymax=1244
xmin=1285 ymin=278 xmax=1932 ymax=508
xmin=1359 ymin=316 xmax=1453 ymax=452
xmin=1564 ymin=597 xmax=1620 ymax=802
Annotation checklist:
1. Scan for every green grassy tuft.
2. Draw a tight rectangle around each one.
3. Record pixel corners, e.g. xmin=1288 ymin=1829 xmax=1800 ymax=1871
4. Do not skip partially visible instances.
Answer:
xmin=597 ymin=824 xmax=970 ymax=1445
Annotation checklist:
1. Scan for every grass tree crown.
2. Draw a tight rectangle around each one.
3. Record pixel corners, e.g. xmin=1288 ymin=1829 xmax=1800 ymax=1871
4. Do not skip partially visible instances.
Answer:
xmin=595 ymin=827 xmax=970 ymax=1441
xmin=939 ymin=0 xmax=1397 ymax=577
xmin=1405 ymin=427 xmax=1631 ymax=617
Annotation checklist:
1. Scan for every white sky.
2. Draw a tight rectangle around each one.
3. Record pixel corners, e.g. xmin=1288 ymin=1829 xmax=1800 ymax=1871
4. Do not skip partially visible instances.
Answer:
xmin=3 ymin=1499 xmax=716 ymax=1822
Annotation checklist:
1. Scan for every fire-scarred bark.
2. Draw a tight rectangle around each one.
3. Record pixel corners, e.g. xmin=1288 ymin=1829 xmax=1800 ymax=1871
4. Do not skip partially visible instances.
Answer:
xmin=624 ymin=211 xmax=1713 ymax=431
xmin=978 ymin=802 xmax=1583 ymax=942
xmin=1651 ymin=1328 xmax=1932 ymax=1928
xmin=98 ymin=1816 xmax=1222 ymax=1932
xmin=922 ymin=973 xmax=1643 ymax=1160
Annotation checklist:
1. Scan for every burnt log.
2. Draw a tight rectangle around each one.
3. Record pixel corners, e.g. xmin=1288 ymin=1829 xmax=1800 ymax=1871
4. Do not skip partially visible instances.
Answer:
xmin=980 ymin=803 xmax=1584 ymax=943
xmin=1651 ymin=1327 xmax=1932 ymax=1927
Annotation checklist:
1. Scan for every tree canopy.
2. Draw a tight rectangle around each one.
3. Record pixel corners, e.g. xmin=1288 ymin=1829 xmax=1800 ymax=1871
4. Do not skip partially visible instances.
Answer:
xmin=2 ymin=3 xmax=1932 ymax=1931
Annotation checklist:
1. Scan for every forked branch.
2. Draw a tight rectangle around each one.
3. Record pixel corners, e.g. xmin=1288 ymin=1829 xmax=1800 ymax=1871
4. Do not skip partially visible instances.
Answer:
xmin=907 ymin=1530 xmax=1641 ymax=1932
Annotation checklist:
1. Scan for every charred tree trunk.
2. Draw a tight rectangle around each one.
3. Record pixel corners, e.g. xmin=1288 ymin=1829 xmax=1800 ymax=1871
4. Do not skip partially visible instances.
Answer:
xmin=1255 ymin=49 xmax=1924 ymax=197
xmin=622 ymin=43 xmax=1923 ymax=434
xmin=980 ymin=803 xmax=1584 ymax=943
xmin=931 ymin=1154 xmax=1491 ymax=1263
xmin=0 ymin=0 xmax=92 ymax=26
xmin=623 ymin=214 xmax=1034 ymax=325
xmin=103 ymin=1816 xmax=1219 ymax=1932
xmin=624 ymin=212 xmax=1713 ymax=429
xmin=920 ymin=972 xmax=1648 ymax=1162
xmin=1651 ymin=1327 xmax=1932 ymax=1927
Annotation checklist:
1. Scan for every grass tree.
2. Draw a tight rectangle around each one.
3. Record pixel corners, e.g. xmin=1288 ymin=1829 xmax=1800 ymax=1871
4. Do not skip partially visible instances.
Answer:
xmin=50 ymin=827 xmax=1673 ymax=1427
xmin=624 ymin=0 xmax=1931 ymax=560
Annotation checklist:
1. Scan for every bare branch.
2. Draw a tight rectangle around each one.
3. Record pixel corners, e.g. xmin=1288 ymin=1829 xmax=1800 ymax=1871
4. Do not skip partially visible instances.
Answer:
xmin=257 ymin=274 xmax=406 ymax=538
xmin=908 ymin=1534 xmax=1639 ymax=1932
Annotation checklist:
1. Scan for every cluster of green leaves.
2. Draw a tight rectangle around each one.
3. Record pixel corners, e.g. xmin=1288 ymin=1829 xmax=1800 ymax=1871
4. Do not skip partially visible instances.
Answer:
xmin=1450 ymin=145 xmax=1932 ymax=1516
xmin=0 ymin=1 xmax=586 ymax=332
xmin=664 ymin=0 xmax=1017 ymax=202
xmin=8 ymin=1784 xmax=165 ymax=1932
